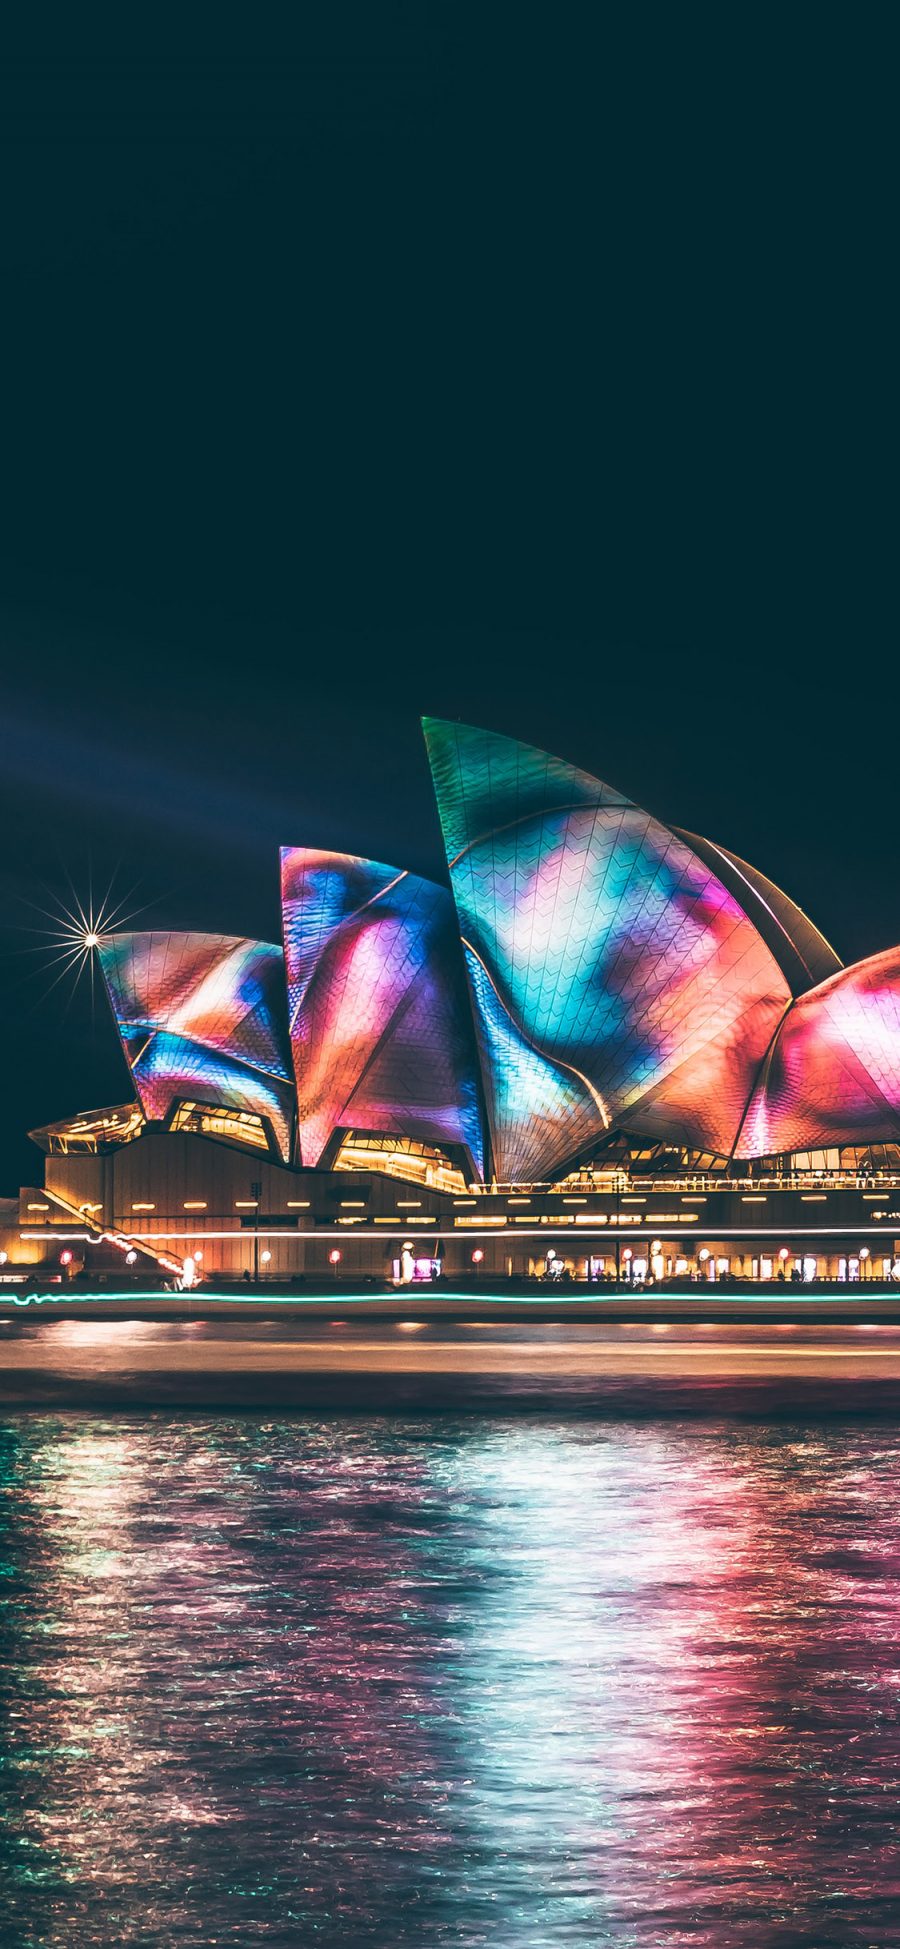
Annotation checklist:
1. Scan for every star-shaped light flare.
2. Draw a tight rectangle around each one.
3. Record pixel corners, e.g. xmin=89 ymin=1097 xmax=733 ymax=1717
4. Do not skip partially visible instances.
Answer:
xmin=14 ymin=873 xmax=153 ymax=1022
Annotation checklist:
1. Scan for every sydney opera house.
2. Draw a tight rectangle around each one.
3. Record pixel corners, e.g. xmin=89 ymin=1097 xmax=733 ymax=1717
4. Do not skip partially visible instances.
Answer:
xmin=4 ymin=719 xmax=900 ymax=1290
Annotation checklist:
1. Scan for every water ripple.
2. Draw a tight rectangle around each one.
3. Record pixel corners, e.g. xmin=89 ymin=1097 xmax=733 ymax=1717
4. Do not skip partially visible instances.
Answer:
xmin=2 ymin=1412 xmax=900 ymax=1944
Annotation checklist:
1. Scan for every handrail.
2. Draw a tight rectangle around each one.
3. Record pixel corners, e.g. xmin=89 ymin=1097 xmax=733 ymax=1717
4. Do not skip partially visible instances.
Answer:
xmin=474 ymin=1173 xmax=900 ymax=1196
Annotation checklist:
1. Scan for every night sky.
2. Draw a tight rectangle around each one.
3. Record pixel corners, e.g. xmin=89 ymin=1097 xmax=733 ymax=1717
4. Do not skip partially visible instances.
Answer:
xmin=1 ymin=16 xmax=895 ymax=1189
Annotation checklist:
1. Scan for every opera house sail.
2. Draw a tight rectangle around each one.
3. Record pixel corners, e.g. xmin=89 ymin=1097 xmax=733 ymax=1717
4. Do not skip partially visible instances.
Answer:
xmin=29 ymin=718 xmax=898 ymax=1201
xmin=98 ymin=932 xmax=295 ymax=1160
xmin=736 ymin=946 xmax=900 ymax=1157
xmin=280 ymin=848 xmax=485 ymax=1176
xmin=422 ymin=718 xmax=823 ymax=1179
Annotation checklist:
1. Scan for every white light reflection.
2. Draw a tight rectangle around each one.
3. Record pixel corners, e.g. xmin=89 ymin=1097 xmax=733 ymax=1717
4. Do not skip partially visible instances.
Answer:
xmin=426 ymin=1425 xmax=765 ymax=1936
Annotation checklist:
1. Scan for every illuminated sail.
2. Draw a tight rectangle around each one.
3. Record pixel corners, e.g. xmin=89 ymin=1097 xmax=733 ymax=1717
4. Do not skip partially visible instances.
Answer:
xmin=737 ymin=946 xmax=900 ymax=1156
xmin=280 ymin=849 xmax=485 ymax=1175
xmin=424 ymin=718 xmax=794 ymax=1178
xmin=99 ymin=933 xmax=294 ymax=1159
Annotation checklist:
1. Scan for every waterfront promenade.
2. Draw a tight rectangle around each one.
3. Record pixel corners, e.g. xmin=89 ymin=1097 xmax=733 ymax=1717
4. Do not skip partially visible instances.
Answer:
xmin=4 ymin=1278 xmax=900 ymax=1325
xmin=6 ymin=1313 xmax=900 ymax=1411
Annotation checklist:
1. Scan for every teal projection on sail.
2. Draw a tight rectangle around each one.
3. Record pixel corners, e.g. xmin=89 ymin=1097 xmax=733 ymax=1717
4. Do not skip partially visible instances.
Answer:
xmin=423 ymin=719 xmax=799 ymax=1180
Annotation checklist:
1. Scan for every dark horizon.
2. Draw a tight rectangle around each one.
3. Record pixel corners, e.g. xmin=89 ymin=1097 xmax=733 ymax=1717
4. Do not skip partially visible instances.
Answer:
xmin=2 ymin=17 xmax=896 ymax=1187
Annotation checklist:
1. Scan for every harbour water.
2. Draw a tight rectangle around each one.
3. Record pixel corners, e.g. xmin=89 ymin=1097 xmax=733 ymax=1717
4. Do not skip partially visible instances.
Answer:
xmin=3 ymin=1335 xmax=900 ymax=1943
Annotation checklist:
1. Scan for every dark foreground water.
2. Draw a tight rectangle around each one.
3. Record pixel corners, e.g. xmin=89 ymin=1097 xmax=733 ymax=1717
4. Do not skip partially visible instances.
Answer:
xmin=3 ymin=1407 xmax=900 ymax=1946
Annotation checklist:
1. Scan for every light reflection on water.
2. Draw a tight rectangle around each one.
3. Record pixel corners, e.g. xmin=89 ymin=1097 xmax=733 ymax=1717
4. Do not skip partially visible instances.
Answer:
xmin=2 ymin=1413 xmax=900 ymax=1945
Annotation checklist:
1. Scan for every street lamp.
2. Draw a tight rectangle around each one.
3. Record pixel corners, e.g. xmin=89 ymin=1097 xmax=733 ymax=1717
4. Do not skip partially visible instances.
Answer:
xmin=329 ymin=1248 xmax=342 ymax=1281
xmin=260 ymin=1248 xmax=272 ymax=1282
xmin=251 ymin=1179 xmax=262 ymax=1283
xmin=860 ymin=1246 xmax=870 ymax=1282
